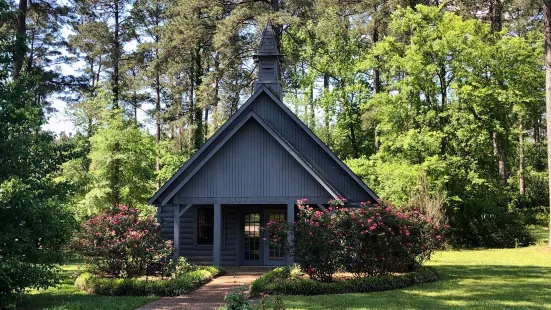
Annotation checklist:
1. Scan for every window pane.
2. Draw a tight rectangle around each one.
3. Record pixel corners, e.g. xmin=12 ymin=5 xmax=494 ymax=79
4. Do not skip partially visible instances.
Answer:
xmin=197 ymin=208 xmax=214 ymax=245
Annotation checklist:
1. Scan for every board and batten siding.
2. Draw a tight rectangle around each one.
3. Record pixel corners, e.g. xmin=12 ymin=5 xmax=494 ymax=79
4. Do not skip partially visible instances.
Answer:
xmin=176 ymin=119 xmax=331 ymax=199
xmin=251 ymin=92 xmax=370 ymax=202
xmin=157 ymin=205 xmax=239 ymax=266
xmin=155 ymin=89 xmax=372 ymax=205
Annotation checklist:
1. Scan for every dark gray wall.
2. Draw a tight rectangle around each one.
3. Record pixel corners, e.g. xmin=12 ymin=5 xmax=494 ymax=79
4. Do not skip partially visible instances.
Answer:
xmin=177 ymin=119 xmax=330 ymax=199
xmin=251 ymin=93 xmax=370 ymax=202
xmin=157 ymin=90 xmax=372 ymax=205
xmin=158 ymin=205 xmax=238 ymax=266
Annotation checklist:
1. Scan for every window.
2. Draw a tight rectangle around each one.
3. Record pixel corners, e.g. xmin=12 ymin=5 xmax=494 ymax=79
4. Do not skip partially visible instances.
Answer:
xmin=197 ymin=208 xmax=214 ymax=245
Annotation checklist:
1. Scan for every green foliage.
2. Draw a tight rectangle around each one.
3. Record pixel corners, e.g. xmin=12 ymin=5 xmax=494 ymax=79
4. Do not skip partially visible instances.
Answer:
xmin=157 ymin=140 xmax=189 ymax=185
xmin=71 ymin=205 xmax=172 ymax=278
xmin=249 ymin=266 xmax=439 ymax=297
xmin=221 ymin=286 xmax=286 ymax=310
xmin=84 ymin=97 xmax=156 ymax=212
xmin=449 ymin=211 xmax=534 ymax=248
xmin=349 ymin=5 xmax=541 ymax=248
xmin=0 ymin=67 xmax=75 ymax=307
xmin=162 ymin=257 xmax=193 ymax=278
xmin=221 ymin=286 xmax=253 ymax=310
xmin=74 ymin=267 xmax=224 ymax=296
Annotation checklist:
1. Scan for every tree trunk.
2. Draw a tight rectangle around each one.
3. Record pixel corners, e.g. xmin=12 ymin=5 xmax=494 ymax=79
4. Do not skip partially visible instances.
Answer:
xmin=309 ymin=82 xmax=315 ymax=129
xmin=489 ymin=0 xmax=508 ymax=188
xmin=212 ymin=56 xmax=220 ymax=131
xmin=155 ymin=72 xmax=161 ymax=189
xmin=489 ymin=0 xmax=504 ymax=33
xmin=519 ymin=122 xmax=525 ymax=195
xmin=323 ymin=73 xmax=331 ymax=143
xmin=193 ymin=46 xmax=203 ymax=150
xmin=543 ymin=0 xmax=551 ymax=247
xmin=373 ymin=25 xmax=381 ymax=151
xmin=493 ymin=132 xmax=508 ymax=186
xmin=13 ymin=0 xmax=28 ymax=78
xmin=113 ymin=0 xmax=121 ymax=109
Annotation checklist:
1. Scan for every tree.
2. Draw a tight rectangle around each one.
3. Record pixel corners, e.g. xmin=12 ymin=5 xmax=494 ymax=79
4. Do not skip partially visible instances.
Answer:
xmin=360 ymin=5 xmax=535 ymax=247
xmin=83 ymin=87 xmax=156 ymax=212
xmin=0 ymin=7 xmax=75 ymax=304
xmin=544 ymin=0 xmax=551 ymax=246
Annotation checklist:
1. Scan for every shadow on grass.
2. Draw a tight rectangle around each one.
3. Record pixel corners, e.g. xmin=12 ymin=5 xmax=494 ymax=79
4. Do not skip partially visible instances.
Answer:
xmin=21 ymin=294 xmax=157 ymax=310
xmin=282 ymin=265 xmax=551 ymax=309
xmin=20 ymin=268 xmax=157 ymax=310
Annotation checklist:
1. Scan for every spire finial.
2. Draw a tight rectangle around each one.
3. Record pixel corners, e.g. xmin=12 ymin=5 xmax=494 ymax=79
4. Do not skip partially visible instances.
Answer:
xmin=253 ymin=21 xmax=283 ymax=97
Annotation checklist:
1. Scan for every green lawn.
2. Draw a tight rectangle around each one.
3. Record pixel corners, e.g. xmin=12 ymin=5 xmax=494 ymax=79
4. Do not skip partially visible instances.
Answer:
xmin=20 ymin=262 xmax=157 ymax=310
xmin=282 ymin=245 xmax=551 ymax=309
xmin=22 ymin=229 xmax=551 ymax=310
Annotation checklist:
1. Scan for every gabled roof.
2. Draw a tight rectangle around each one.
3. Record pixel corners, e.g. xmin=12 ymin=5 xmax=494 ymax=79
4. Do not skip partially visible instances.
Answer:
xmin=149 ymin=85 xmax=378 ymax=206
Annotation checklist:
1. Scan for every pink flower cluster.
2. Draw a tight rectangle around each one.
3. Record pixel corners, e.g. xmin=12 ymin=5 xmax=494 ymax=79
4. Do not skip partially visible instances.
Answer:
xmin=262 ymin=199 xmax=446 ymax=281
xmin=71 ymin=205 xmax=173 ymax=278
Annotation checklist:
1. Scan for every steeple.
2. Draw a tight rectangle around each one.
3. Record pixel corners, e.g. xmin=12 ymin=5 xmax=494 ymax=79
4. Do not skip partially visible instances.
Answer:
xmin=253 ymin=21 xmax=283 ymax=97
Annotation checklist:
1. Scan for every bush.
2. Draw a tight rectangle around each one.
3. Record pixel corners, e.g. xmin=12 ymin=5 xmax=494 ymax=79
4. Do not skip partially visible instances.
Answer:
xmin=264 ymin=199 xmax=444 ymax=281
xmin=162 ymin=257 xmax=193 ymax=278
xmin=337 ymin=202 xmax=444 ymax=276
xmin=71 ymin=205 xmax=173 ymax=278
xmin=74 ymin=266 xmax=224 ymax=296
xmin=265 ymin=199 xmax=343 ymax=282
xmin=0 ymin=178 xmax=76 ymax=309
xmin=449 ymin=211 xmax=534 ymax=248
xmin=221 ymin=286 xmax=285 ymax=310
xmin=250 ymin=266 xmax=438 ymax=297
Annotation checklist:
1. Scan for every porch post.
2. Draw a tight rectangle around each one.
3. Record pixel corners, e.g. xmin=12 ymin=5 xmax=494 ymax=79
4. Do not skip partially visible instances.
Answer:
xmin=287 ymin=203 xmax=295 ymax=265
xmin=173 ymin=205 xmax=180 ymax=262
xmin=213 ymin=203 xmax=222 ymax=266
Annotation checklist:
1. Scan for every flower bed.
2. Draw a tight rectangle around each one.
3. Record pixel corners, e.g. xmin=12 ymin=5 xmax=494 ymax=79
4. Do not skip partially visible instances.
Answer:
xmin=75 ymin=266 xmax=224 ymax=296
xmin=250 ymin=266 xmax=438 ymax=297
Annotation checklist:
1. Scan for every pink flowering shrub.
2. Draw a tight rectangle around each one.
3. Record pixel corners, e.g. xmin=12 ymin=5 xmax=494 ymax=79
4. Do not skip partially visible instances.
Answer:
xmin=264 ymin=198 xmax=345 ymax=282
xmin=334 ymin=201 xmax=445 ymax=277
xmin=263 ymin=199 xmax=445 ymax=282
xmin=71 ymin=205 xmax=173 ymax=278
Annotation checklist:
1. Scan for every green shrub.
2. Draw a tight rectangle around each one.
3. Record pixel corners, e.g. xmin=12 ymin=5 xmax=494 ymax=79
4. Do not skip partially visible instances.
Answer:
xmin=449 ymin=211 xmax=534 ymax=248
xmin=220 ymin=286 xmax=286 ymax=310
xmin=220 ymin=286 xmax=251 ymax=310
xmin=250 ymin=266 xmax=438 ymax=297
xmin=162 ymin=257 xmax=193 ymax=277
xmin=75 ymin=266 xmax=224 ymax=296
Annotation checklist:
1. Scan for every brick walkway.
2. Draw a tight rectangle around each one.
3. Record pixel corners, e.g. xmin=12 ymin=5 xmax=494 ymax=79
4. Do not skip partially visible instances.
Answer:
xmin=136 ymin=267 xmax=270 ymax=310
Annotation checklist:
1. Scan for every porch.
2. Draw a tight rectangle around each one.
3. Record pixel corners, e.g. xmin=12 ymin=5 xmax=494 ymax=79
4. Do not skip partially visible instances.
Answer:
xmin=163 ymin=203 xmax=302 ymax=267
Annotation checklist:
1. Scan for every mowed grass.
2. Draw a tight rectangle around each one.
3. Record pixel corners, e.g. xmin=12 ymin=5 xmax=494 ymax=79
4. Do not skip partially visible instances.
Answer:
xmin=282 ymin=235 xmax=551 ymax=309
xmin=20 ymin=261 xmax=157 ymax=310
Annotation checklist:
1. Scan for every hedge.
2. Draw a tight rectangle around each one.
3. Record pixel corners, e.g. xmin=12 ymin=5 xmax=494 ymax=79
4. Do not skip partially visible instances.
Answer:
xmin=75 ymin=266 xmax=224 ymax=296
xmin=250 ymin=266 xmax=438 ymax=297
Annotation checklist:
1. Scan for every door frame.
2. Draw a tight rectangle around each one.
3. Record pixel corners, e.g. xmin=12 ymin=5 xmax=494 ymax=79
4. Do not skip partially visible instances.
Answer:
xmin=264 ymin=210 xmax=288 ymax=266
xmin=238 ymin=206 xmax=287 ymax=266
